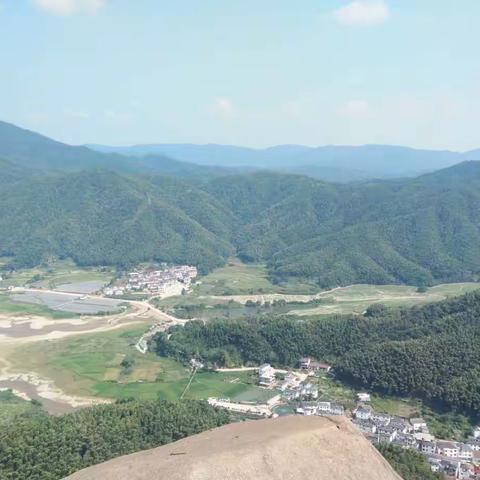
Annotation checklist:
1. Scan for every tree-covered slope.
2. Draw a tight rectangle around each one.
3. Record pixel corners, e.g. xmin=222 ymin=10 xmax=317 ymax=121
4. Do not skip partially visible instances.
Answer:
xmin=0 ymin=121 xmax=237 ymax=178
xmin=0 ymin=399 xmax=229 ymax=480
xmin=154 ymin=290 xmax=480 ymax=413
xmin=0 ymin=171 xmax=233 ymax=271
xmin=378 ymin=445 xmax=441 ymax=480
xmin=2 ymin=137 xmax=480 ymax=287
xmin=211 ymin=164 xmax=480 ymax=286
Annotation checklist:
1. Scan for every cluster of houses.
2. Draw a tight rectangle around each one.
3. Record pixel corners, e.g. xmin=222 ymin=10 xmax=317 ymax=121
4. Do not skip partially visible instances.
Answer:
xmin=104 ymin=264 xmax=198 ymax=297
xmin=296 ymin=401 xmax=345 ymax=417
xmin=257 ymin=358 xmax=480 ymax=478
xmin=258 ymin=358 xmax=331 ymax=392
xmin=257 ymin=359 xmax=343 ymax=417
xmin=298 ymin=357 xmax=332 ymax=373
xmin=353 ymin=404 xmax=480 ymax=479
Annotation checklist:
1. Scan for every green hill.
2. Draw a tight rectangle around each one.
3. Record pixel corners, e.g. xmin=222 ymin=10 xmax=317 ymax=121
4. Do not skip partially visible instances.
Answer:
xmin=1 ymin=120 xmax=480 ymax=287
xmin=208 ymin=165 xmax=480 ymax=286
xmin=0 ymin=171 xmax=233 ymax=271
xmin=1 ymin=162 xmax=480 ymax=286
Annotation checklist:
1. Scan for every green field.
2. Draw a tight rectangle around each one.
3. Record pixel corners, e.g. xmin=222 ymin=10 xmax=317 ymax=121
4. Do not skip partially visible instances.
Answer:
xmin=0 ymin=389 xmax=45 ymax=425
xmin=309 ymin=373 xmax=421 ymax=417
xmin=155 ymin=296 xmax=317 ymax=323
xmin=158 ymin=281 xmax=480 ymax=320
xmin=290 ymin=283 xmax=480 ymax=316
xmin=370 ymin=395 xmax=420 ymax=418
xmin=8 ymin=325 xmax=267 ymax=402
xmin=194 ymin=259 xmax=318 ymax=295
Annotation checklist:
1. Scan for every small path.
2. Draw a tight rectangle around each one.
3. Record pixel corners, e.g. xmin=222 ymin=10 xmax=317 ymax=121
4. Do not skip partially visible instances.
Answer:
xmin=180 ymin=367 xmax=198 ymax=399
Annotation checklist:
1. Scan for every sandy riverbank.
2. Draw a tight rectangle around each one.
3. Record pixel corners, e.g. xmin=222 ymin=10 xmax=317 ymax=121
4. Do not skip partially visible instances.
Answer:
xmin=0 ymin=373 xmax=112 ymax=414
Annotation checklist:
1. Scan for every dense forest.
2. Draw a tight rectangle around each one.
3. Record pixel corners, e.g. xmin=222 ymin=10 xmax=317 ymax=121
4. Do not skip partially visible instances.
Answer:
xmin=2 ymin=121 xmax=480 ymax=287
xmin=154 ymin=290 xmax=480 ymax=414
xmin=0 ymin=399 xmax=229 ymax=480
xmin=377 ymin=445 xmax=441 ymax=480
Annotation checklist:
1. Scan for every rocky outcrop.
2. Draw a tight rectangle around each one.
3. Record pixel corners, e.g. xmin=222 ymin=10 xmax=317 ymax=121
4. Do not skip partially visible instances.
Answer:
xmin=64 ymin=416 xmax=403 ymax=480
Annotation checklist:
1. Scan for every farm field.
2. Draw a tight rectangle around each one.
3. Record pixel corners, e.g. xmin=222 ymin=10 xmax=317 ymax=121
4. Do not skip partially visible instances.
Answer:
xmin=0 ymin=260 xmax=114 ymax=291
xmin=158 ymin=281 xmax=480 ymax=319
xmin=288 ymin=283 xmax=480 ymax=316
xmin=10 ymin=291 xmax=125 ymax=315
xmin=0 ymin=293 xmax=78 ymax=319
xmin=193 ymin=259 xmax=318 ymax=296
xmin=155 ymin=296 xmax=316 ymax=322
xmin=6 ymin=325 xmax=267 ymax=403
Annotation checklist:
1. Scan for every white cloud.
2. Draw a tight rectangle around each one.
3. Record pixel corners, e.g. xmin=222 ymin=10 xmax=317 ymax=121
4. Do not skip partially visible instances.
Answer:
xmin=64 ymin=109 xmax=90 ymax=119
xmin=34 ymin=0 xmax=105 ymax=16
xmin=334 ymin=1 xmax=390 ymax=26
xmin=210 ymin=97 xmax=235 ymax=119
xmin=338 ymin=99 xmax=374 ymax=119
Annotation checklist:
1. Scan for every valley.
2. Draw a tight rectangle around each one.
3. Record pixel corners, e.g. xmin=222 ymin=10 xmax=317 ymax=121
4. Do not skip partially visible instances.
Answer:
xmin=0 ymin=259 xmax=478 ymax=421
xmin=4 ymin=4 xmax=480 ymax=478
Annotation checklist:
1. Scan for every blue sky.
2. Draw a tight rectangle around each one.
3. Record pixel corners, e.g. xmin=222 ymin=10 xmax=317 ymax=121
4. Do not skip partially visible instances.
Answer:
xmin=1 ymin=0 xmax=479 ymax=149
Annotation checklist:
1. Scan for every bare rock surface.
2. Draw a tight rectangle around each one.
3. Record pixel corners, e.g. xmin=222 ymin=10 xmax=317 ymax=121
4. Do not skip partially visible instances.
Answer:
xmin=64 ymin=416 xmax=403 ymax=480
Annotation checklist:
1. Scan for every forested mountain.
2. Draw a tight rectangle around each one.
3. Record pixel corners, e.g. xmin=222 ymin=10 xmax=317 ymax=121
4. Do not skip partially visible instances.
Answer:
xmin=0 ymin=121 xmax=234 ymax=178
xmin=2 ymin=121 xmax=480 ymax=286
xmin=0 ymin=121 xmax=133 ymax=172
xmin=0 ymin=171 xmax=233 ymax=271
xmin=1 ymin=149 xmax=480 ymax=286
xmin=0 ymin=158 xmax=31 ymax=184
xmin=154 ymin=290 xmax=480 ymax=413
xmin=207 ymin=164 xmax=480 ymax=287
xmin=0 ymin=399 xmax=229 ymax=480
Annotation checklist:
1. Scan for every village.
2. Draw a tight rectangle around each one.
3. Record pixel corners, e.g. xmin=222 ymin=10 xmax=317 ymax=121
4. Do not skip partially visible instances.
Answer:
xmin=103 ymin=264 xmax=198 ymax=298
xmin=207 ymin=357 xmax=480 ymax=480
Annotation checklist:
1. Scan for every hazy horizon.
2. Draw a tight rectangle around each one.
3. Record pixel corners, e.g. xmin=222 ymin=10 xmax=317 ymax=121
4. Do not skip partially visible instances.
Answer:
xmin=2 ymin=1 xmax=480 ymax=150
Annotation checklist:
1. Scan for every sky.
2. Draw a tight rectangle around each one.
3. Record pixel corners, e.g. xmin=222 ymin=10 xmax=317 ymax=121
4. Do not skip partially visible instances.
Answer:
xmin=1 ymin=0 xmax=480 ymax=150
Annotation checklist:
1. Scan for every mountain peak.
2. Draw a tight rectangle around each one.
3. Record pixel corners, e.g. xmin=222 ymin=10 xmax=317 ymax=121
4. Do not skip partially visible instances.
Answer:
xmin=65 ymin=416 xmax=402 ymax=480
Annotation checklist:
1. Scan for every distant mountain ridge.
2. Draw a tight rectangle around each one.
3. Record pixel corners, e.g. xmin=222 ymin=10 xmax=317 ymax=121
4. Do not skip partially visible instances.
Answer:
xmin=89 ymin=141 xmax=480 ymax=181
xmin=2 ymin=120 xmax=480 ymax=287
xmin=2 ymin=119 xmax=479 ymax=182
xmin=0 ymin=121 xmax=238 ymax=179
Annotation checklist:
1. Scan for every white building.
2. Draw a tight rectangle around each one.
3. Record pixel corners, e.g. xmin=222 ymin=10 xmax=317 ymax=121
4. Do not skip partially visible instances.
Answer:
xmin=437 ymin=441 xmax=459 ymax=458
xmin=410 ymin=418 xmax=427 ymax=431
xmin=258 ymin=364 xmax=276 ymax=387
xmin=414 ymin=432 xmax=435 ymax=442
xmin=317 ymin=402 xmax=332 ymax=413
xmin=420 ymin=441 xmax=437 ymax=455
xmin=299 ymin=358 xmax=311 ymax=369
xmin=357 ymin=392 xmax=371 ymax=402
xmin=372 ymin=413 xmax=391 ymax=424
xmin=458 ymin=444 xmax=473 ymax=460
xmin=354 ymin=406 xmax=372 ymax=420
